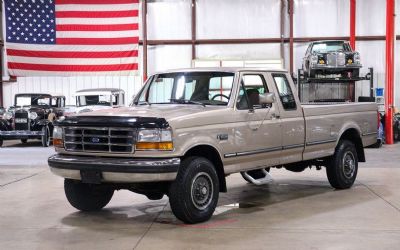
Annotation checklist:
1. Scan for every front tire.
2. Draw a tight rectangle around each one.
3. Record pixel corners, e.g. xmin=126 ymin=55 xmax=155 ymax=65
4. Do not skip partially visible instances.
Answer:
xmin=169 ymin=157 xmax=219 ymax=224
xmin=64 ymin=179 xmax=114 ymax=211
xmin=41 ymin=126 xmax=50 ymax=147
xmin=326 ymin=140 xmax=358 ymax=189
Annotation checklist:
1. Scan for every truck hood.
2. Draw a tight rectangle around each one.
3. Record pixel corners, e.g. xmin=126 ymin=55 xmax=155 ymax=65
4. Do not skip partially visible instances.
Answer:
xmin=76 ymin=104 xmax=224 ymax=121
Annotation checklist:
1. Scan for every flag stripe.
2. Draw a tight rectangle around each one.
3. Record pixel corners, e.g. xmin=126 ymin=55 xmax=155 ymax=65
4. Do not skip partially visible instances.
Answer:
xmin=6 ymin=43 xmax=138 ymax=52
xmin=57 ymin=30 xmax=139 ymax=38
xmin=7 ymin=49 xmax=138 ymax=58
xmin=8 ymin=62 xmax=138 ymax=72
xmin=56 ymin=37 xmax=139 ymax=45
xmin=56 ymin=10 xmax=139 ymax=18
xmin=7 ymin=56 xmax=138 ymax=65
xmin=55 ymin=3 xmax=138 ymax=12
xmin=56 ymin=17 xmax=139 ymax=25
xmin=56 ymin=0 xmax=139 ymax=5
xmin=7 ymin=69 xmax=139 ymax=76
xmin=56 ymin=23 xmax=138 ymax=31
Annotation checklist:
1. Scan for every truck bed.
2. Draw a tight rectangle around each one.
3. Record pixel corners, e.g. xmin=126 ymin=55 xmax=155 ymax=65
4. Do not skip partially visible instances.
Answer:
xmin=301 ymin=102 xmax=377 ymax=161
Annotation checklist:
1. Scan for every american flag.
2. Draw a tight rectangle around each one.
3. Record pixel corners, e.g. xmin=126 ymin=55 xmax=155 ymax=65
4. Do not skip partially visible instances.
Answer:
xmin=4 ymin=0 xmax=139 ymax=76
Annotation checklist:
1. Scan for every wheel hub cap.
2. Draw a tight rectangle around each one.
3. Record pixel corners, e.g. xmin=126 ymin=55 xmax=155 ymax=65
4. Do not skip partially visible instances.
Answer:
xmin=343 ymin=151 xmax=356 ymax=179
xmin=191 ymin=172 xmax=213 ymax=210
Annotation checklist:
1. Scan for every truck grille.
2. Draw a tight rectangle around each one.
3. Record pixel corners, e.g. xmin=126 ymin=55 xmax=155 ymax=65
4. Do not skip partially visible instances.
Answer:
xmin=14 ymin=110 xmax=29 ymax=131
xmin=64 ymin=127 xmax=136 ymax=154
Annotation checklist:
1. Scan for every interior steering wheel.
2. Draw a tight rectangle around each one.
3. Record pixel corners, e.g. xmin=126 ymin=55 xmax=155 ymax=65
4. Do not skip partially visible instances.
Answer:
xmin=211 ymin=94 xmax=229 ymax=101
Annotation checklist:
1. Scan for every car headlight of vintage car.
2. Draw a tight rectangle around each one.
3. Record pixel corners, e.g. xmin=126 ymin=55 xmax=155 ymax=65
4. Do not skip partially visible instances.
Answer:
xmin=3 ymin=112 xmax=13 ymax=120
xmin=136 ymin=128 xmax=173 ymax=151
xmin=53 ymin=126 xmax=64 ymax=148
xmin=354 ymin=53 xmax=361 ymax=64
xmin=29 ymin=112 xmax=38 ymax=120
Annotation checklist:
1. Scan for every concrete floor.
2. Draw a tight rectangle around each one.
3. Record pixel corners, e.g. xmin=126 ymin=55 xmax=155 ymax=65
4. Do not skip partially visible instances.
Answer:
xmin=1 ymin=140 xmax=400 ymax=250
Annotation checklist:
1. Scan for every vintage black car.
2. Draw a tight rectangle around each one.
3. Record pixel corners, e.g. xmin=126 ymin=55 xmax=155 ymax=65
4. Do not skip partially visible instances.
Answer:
xmin=302 ymin=40 xmax=362 ymax=78
xmin=0 ymin=93 xmax=65 ymax=147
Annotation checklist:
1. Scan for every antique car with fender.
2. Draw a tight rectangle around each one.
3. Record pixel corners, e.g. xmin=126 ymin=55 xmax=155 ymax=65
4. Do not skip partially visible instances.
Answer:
xmin=48 ymin=68 xmax=377 ymax=224
xmin=0 ymin=93 xmax=65 ymax=147
xmin=302 ymin=40 xmax=362 ymax=78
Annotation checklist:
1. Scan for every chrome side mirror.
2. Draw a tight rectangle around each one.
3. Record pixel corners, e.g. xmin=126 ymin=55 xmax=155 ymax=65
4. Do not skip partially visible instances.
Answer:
xmin=259 ymin=93 xmax=275 ymax=105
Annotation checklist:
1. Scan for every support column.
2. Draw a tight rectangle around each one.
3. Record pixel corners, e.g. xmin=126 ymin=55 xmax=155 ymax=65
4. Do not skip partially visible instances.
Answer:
xmin=350 ymin=0 xmax=356 ymax=49
xmin=288 ymin=0 xmax=294 ymax=74
xmin=385 ymin=0 xmax=395 ymax=144
xmin=142 ymin=0 xmax=148 ymax=81
xmin=191 ymin=0 xmax=196 ymax=60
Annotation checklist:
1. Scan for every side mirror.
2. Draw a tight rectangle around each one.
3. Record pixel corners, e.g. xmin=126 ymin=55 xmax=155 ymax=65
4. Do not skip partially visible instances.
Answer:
xmin=259 ymin=93 xmax=275 ymax=105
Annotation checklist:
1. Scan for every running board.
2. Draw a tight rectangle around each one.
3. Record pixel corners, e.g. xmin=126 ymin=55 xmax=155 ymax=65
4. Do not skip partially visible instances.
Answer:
xmin=243 ymin=169 xmax=273 ymax=185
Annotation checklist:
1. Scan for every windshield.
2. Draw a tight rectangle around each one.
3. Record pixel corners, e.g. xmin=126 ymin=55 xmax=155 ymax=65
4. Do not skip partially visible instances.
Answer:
xmin=135 ymin=72 xmax=235 ymax=106
xmin=15 ymin=95 xmax=57 ymax=107
xmin=311 ymin=41 xmax=349 ymax=53
xmin=77 ymin=94 xmax=118 ymax=107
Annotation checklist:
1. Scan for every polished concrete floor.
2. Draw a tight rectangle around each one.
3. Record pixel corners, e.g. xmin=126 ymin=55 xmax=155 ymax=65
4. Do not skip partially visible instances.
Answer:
xmin=1 ymin=140 xmax=400 ymax=250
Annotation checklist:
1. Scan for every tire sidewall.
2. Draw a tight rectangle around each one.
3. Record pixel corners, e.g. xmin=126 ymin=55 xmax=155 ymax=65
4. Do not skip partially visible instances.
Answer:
xmin=41 ymin=126 xmax=50 ymax=147
xmin=330 ymin=140 xmax=358 ymax=188
xmin=170 ymin=157 xmax=219 ymax=223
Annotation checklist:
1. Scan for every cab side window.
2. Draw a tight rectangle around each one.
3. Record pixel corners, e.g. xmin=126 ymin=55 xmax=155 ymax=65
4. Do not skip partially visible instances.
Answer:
xmin=237 ymin=74 xmax=269 ymax=110
xmin=272 ymin=74 xmax=297 ymax=110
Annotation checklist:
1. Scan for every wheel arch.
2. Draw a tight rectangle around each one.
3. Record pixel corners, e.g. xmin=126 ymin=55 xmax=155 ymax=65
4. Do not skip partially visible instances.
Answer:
xmin=338 ymin=128 xmax=365 ymax=162
xmin=183 ymin=144 xmax=227 ymax=192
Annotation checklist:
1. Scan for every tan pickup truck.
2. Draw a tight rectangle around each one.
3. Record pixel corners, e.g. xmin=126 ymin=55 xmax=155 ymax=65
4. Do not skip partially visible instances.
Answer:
xmin=48 ymin=68 xmax=378 ymax=224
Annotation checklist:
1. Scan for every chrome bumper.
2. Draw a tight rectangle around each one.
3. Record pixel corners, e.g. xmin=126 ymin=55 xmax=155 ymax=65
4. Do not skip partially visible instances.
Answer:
xmin=0 ymin=130 xmax=44 ymax=138
xmin=48 ymin=154 xmax=180 ymax=183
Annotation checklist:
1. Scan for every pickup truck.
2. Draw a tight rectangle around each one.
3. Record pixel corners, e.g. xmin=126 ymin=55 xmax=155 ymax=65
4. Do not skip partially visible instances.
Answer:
xmin=48 ymin=68 xmax=378 ymax=224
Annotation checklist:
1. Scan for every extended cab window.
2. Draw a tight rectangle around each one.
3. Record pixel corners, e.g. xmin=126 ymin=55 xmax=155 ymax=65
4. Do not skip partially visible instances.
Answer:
xmin=272 ymin=74 xmax=297 ymax=110
xmin=237 ymin=74 xmax=269 ymax=110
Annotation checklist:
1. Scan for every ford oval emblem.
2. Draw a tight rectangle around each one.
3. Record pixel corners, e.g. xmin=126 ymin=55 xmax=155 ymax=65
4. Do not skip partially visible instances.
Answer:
xmin=91 ymin=137 xmax=100 ymax=143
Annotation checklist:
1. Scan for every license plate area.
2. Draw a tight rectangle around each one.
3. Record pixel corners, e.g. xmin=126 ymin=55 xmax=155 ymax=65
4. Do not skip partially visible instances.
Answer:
xmin=80 ymin=170 xmax=102 ymax=184
xmin=15 ymin=118 xmax=27 ymax=123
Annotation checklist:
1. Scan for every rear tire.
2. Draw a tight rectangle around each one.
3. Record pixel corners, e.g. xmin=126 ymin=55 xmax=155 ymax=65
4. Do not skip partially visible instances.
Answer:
xmin=168 ymin=157 xmax=219 ymax=224
xmin=326 ymin=140 xmax=358 ymax=189
xmin=41 ymin=126 xmax=50 ymax=147
xmin=64 ymin=179 xmax=114 ymax=211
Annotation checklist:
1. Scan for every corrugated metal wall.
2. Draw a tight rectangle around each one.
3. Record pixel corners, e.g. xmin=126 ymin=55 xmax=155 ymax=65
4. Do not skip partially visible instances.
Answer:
xmin=2 ymin=0 xmax=399 ymax=107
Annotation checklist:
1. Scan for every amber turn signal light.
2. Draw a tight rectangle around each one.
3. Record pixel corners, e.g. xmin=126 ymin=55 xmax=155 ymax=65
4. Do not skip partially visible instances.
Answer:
xmin=136 ymin=142 xmax=173 ymax=151
xmin=53 ymin=138 xmax=63 ymax=148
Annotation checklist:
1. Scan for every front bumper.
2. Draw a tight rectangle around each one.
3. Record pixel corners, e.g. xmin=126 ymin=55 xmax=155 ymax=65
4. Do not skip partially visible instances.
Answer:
xmin=0 ymin=130 xmax=44 ymax=139
xmin=311 ymin=64 xmax=361 ymax=70
xmin=48 ymin=154 xmax=180 ymax=183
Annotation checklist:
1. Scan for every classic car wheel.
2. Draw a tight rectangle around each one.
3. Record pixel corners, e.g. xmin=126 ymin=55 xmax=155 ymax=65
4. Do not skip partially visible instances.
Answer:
xmin=21 ymin=139 xmax=28 ymax=143
xmin=41 ymin=126 xmax=50 ymax=147
xmin=64 ymin=179 xmax=114 ymax=211
xmin=326 ymin=140 xmax=358 ymax=189
xmin=0 ymin=138 xmax=3 ymax=147
xmin=168 ymin=156 xmax=219 ymax=224
xmin=240 ymin=168 xmax=270 ymax=183
xmin=393 ymin=124 xmax=400 ymax=142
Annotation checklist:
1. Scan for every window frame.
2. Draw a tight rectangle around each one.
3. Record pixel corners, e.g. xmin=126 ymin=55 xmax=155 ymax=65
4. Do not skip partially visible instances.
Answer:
xmin=271 ymin=73 xmax=297 ymax=111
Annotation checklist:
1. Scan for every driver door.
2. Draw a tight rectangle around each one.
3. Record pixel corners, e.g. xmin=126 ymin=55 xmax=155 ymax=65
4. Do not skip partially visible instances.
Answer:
xmin=232 ymin=72 xmax=282 ymax=170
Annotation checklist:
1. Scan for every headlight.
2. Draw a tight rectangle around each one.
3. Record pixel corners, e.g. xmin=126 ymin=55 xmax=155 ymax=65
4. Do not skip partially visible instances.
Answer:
xmin=354 ymin=53 xmax=361 ymax=64
xmin=136 ymin=128 xmax=173 ymax=151
xmin=53 ymin=126 xmax=63 ymax=148
xmin=3 ymin=112 xmax=12 ymax=120
xmin=29 ymin=112 xmax=38 ymax=120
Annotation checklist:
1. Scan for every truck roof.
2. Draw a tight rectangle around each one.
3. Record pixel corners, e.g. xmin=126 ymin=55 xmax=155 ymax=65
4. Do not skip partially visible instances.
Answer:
xmin=156 ymin=67 xmax=287 ymax=74
xmin=75 ymin=88 xmax=125 ymax=96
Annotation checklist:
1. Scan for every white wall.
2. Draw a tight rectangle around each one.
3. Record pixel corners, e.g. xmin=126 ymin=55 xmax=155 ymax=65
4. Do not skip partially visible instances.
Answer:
xmin=2 ymin=0 xmax=399 ymax=107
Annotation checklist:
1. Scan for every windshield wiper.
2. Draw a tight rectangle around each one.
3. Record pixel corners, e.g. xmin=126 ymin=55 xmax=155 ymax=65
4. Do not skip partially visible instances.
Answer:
xmin=169 ymin=99 xmax=206 ymax=107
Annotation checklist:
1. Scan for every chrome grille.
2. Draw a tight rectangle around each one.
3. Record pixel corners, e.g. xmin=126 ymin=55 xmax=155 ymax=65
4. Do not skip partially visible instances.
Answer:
xmin=327 ymin=54 xmax=337 ymax=66
xmin=337 ymin=53 xmax=345 ymax=66
xmin=14 ymin=110 xmax=29 ymax=131
xmin=64 ymin=127 xmax=136 ymax=154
